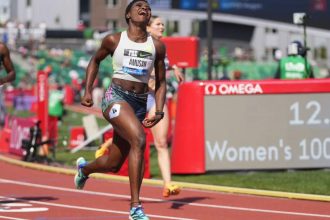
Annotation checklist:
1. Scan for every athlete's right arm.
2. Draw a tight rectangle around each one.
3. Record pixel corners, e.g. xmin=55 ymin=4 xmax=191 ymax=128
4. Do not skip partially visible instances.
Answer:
xmin=81 ymin=34 xmax=118 ymax=107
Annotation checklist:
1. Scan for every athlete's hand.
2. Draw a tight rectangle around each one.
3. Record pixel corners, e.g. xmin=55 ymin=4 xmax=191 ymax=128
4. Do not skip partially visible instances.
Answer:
xmin=173 ymin=66 xmax=184 ymax=83
xmin=81 ymin=92 xmax=94 ymax=107
xmin=142 ymin=114 xmax=163 ymax=128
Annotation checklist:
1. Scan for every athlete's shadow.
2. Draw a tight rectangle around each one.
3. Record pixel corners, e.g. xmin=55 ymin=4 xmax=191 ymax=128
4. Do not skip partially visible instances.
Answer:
xmin=168 ymin=196 xmax=210 ymax=209
xmin=146 ymin=196 xmax=210 ymax=209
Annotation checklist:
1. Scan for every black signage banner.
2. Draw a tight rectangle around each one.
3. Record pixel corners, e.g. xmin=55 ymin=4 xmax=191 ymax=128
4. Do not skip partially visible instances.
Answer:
xmin=172 ymin=0 xmax=330 ymax=30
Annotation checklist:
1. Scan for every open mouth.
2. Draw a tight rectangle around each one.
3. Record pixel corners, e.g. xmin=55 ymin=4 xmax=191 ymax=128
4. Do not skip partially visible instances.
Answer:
xmin=138 ymin=10 xmax=147 ymax=16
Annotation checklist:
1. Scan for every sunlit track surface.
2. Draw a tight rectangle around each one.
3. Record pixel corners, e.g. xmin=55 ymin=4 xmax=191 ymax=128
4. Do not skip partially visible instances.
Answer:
xmin=1 ymin=160 xmax=330 ymax=219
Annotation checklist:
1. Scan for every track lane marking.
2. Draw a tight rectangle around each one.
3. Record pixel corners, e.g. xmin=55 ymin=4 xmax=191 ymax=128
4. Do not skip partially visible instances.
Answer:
xmin=0 ymin=178 xmax=224 ymax=208
xmin=1 ymin=155 xmax=330 ymax=202
xmin=0 ymin=216 xmax=29 ymax=220
xmin=1 ymin=178 xmax=330 ymax=219
xmin=0 ymin=196 xmax=196 ymax=220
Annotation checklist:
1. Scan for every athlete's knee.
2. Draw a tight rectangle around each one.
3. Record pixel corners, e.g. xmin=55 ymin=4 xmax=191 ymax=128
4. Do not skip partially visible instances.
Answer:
xmin=101 ymin=165 xmax=121 ymax=173
xmin=110 ymin=163 xmax=123 ymax=173
xmin=98 ymin=156 xmax=123 ymax=173
xmin=107 ymin=161 xmax=124 ymax=173
xmin=130 ymin=133 xmax=146 ymax=151
xmin=154 ymin=138 xmax=168 ymax=150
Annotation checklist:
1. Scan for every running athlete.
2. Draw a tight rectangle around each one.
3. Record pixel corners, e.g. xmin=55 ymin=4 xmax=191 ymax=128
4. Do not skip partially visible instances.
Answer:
xmin=74 ymin=1 xmax=166 ymax=220
xmin=95 ymin=15 xmax=184 ymax=198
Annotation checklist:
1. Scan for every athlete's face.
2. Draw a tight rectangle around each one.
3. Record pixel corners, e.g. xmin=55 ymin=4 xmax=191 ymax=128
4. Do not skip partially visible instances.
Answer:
xmin=147 ymin=17 xmax=165 ymax=40
xmin=127 ymin=1 xmax=151 ymax=25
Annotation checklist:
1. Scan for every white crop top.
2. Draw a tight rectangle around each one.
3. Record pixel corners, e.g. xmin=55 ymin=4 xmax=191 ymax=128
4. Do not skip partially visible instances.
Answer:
xmin=112 ymin=31 xmax=156 ymax=84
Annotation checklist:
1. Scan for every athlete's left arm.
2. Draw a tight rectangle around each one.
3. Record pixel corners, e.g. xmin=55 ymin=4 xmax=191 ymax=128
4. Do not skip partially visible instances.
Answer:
xmin=0 ymin=44 xmax=15 ymax=85
xmin=154 ymin=40 xmax=167 ymax=114
xmin=143 ymin=40 xmax=166 ymax=128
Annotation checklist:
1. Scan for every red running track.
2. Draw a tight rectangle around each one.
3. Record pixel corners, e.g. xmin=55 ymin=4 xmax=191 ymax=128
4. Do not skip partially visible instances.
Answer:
xmin=0 ymin=160 xmax=330 ymax=220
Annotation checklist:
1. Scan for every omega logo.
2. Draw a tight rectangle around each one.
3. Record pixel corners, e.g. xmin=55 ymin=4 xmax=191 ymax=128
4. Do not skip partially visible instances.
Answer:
xmin=205 ymin=83 xmax=263 ymax=95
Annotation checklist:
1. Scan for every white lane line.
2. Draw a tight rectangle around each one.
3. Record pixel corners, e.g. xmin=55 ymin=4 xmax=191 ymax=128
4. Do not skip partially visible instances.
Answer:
xmin=1 ymin=203 xmax=32 ymax=207
xmin=0 ymin=178 xmax=219 ymax=207
xmin=0 ymin=216 xmax=29 ymax=220
xmin=1 ymin=178 xmax=330 ymax=218
xmin=0 ymin=207 xmax=48 ymax=213
xmin=0 ymin=196 xmax=196 ymax=220
xmin=0 ymin=198 xmax=49 ymax=213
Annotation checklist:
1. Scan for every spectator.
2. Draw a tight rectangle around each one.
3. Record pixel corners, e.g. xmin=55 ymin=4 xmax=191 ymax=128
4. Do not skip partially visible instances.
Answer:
xmin=233 ymin=70 xmax=242 ymax=80
xmin=48 ymin=86 xmax=65 ymax=123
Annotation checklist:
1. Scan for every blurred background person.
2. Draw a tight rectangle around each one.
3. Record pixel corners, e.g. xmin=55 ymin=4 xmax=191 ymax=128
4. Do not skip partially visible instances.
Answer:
xmin=145 ymin=15 xmax=184 ymax=197
xmin=274 ymin=41 xmax=314 ymax=79
xmin=48 ymin=85 xmax=65 ymax=124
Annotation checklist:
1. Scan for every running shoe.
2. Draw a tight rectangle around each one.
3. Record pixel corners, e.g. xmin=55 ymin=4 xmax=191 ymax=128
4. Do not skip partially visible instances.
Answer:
xmin=95 ymin=142 xmax=109 ymax=159
xmin=74 ymin=157 xmax=88 ymax=190
xmin=162 ymin=184 xmax=181 ymax=198
xmin=129 ymin=205 xmax=149 ymax=220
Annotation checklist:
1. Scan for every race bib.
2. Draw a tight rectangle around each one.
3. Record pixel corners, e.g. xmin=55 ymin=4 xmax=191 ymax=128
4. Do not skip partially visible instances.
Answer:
xmin=109 ymin=104 xmax=121 ymax=119
xmin=123 ymin=49 xmax=153 ymax=76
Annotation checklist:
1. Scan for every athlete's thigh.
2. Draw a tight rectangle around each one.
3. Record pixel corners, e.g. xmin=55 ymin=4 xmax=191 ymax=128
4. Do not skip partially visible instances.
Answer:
xmin=104 ymin=101 xmax=145 ymax=142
